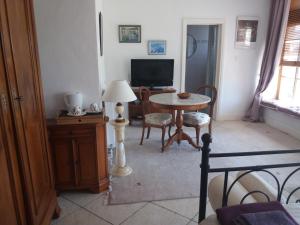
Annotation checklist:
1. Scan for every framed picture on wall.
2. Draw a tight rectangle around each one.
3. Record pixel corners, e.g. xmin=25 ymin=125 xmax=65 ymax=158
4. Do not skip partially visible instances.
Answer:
xmin=235 ymin=16 xmax=259 ymax=49
xmin=99 ymin=12 xmax=103 ymax=56
xmin=148 ymin=40 xmax=167 ymax=55
xmin=119 ymin=25 xmax=141 ymax=43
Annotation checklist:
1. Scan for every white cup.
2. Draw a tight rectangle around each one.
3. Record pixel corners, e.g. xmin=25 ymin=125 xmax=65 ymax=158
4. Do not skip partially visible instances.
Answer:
xmin=72 ymin=105 xmax=82 ymax=115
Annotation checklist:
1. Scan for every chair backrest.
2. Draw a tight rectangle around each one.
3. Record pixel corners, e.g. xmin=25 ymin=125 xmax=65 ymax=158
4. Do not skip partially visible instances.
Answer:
xmin=138 ymin=87 xmax=153 ymax=116
xmin=197 ymin=85 xmax=217 ymax=117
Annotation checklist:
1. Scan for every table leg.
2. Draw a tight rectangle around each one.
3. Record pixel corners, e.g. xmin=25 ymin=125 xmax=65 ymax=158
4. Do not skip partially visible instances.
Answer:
xmin=163 ymin=109 xmax=200 ymax=150
xmin=176 ymin=110 xmax=183 ymax=144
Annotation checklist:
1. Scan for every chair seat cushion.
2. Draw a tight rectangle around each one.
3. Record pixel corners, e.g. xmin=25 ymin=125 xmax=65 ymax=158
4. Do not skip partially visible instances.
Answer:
xmin=145 ymin=113 xmax=172 ymax=126
xmin=183 ymin=112 xmax=210 ymax=126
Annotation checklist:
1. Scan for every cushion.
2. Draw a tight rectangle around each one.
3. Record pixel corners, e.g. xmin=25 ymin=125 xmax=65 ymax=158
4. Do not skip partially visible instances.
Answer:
xmin=237 ymin=171 xmax=281 ymax=203
xmin=216 ymin=201 xmax=295 ymax=225
xmin=208 ymin=175 xmax=257 ymax=211
xmin=145 ymin=113 xmax=172 ymax=126
xmin=233 ymin=210 xmax=297 ymax=225
xmin=183 ymin=112 xmax=210 ymax=126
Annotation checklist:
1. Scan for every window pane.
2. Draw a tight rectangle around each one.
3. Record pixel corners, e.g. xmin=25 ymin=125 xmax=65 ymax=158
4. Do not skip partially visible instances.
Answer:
xmin=279 ymin=77 xmax=295 ymax=100
xmin=283 ymin=40 xmax=300 ymax=61
xmin=282 ymin=66 xmax=297 ymax=79
xmin=278 ymin=10 xmax=300 ymax=102
xmin=283 ymin=23 xmax=300 ymax=62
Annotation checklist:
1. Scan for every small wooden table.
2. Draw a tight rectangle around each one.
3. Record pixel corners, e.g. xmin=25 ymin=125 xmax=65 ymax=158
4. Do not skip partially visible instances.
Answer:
xmin=150 ymin=93 xmax=211 ymax=149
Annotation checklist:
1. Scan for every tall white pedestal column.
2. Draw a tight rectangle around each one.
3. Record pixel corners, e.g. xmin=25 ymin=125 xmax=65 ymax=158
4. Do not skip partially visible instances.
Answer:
xmin=110 ymin=119 xmax=132 ymax=176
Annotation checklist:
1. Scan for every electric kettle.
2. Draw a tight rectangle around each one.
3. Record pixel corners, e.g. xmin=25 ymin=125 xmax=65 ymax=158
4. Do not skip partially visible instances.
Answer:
xmin=64 ymin=92 xmax=83 ymax=112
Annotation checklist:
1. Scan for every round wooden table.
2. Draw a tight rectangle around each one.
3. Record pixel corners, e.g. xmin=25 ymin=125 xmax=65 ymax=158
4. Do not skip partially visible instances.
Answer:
xmin=149 ymin=93 xmax=211 ymax=149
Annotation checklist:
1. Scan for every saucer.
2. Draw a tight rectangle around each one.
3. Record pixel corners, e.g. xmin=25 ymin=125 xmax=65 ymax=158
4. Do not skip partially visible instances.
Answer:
xmin=85 ymin=109 xmax=103 ymax=114
xmin=67 ymin=112 xmax=87 ymax=117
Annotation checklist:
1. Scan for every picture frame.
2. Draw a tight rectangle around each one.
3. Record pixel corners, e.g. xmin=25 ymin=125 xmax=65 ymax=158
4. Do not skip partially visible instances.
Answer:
xmin=235 ymin=16 xmax=259 ymax=49
xmin=99 ymin=12 xmax=103 ymax=56
xmin=119 ymin=25 xmax=141 ymax=43
xmin=148 ymin=40 xmax=167 ymax=55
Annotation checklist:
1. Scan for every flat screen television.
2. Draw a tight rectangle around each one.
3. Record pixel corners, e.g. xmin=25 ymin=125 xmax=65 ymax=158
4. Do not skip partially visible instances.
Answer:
xmin=131 ymin=59 xmax=174 ymax=88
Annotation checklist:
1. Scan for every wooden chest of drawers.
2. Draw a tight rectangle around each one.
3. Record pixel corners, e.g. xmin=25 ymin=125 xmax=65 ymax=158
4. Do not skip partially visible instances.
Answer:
xmin=47 ymin=116 xmax=109 ymax=193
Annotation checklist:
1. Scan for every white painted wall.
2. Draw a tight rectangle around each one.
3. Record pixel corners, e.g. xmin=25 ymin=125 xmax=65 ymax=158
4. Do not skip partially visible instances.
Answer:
xmin=95 ymin=0 xmax=116 ymax=145
xmin=34 ymin=0 xmax=102 ymax=118
xmin=264 ymin=109 xmax=300 ymax=140
xmin=95 ymin=0 xmax=105 ymax=93
xmin=103 ymin=0 xmax=271 ymax=120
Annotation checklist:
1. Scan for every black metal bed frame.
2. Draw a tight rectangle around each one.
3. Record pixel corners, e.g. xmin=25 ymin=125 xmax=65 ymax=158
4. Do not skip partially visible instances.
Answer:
xmin=198 ymin=133 xmax=300 ymax=223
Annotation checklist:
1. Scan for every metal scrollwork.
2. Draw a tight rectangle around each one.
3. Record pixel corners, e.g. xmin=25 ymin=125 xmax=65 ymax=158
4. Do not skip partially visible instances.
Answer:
xmin=240 ymin=191 xmax=271 ymax=204
xmin=286 ymin=187 xmax=300 ymax=204
xmin=279 ymin=168 xmax=300 ymax=202
xmin=224 ymin=169 xmax=280 ymax=206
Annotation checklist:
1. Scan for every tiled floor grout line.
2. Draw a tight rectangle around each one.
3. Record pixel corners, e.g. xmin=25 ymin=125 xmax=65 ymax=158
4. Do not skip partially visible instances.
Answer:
xmin=51 ymin=197 xmax=84 ymax=224
xmin=192 ymin=212 xmax=199 ymax=222
xmin=150 ymin=201 xmax=195 ymax=221
xmin=186 ymin=218 xmax=195 ymax=225
xmin=59 ymin=195 xmax=114 ymax=225
xmin=80 ymin=206 xmax=114 ymax=225
xmin=118 ymin=202 xmax=149 ymax=225
xmin=61 ymin=192 xmax=105 ymax=207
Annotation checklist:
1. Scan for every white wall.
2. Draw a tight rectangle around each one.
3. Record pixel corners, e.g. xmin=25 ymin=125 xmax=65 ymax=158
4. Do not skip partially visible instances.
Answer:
xmin=95 ymin=0 xmax=115 ymax=145
xmin=103 ymin=0 xmax=271 ymax=120
xmin=95 ymin=0 xmax=105 ymax=93
xmin=34 ymin=0 xmax=102 ymax=118
xmin=264 ymin=109 xmax=300 ymax=140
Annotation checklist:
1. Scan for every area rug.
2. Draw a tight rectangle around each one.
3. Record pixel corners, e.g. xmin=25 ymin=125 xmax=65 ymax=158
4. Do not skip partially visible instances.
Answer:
xmin=109 ymin=121 xmax=300 ymax=205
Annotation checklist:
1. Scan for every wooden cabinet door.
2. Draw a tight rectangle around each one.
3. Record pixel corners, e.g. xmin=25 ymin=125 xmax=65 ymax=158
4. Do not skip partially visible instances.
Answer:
xmin=96 ymin=124 xmax=109 ymax=186
xmin=51 ymin=138 xmax=76 ymax=188
xmin=0 ymin=31 xmax=26 ymax=225
xmin=0 ymin=125 xmax=20 ymax=225
xmin=75 ymin=136 xmax=98 ymax=187
xmin=0 ymin=0 xmax=56 ymax=224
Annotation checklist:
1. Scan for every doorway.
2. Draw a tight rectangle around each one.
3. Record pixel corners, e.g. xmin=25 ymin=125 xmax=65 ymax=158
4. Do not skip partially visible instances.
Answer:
xmin=181 ymin=19 xmax=224 ymax=119
xmin=185 ymin=25 xmax=218 ymax=93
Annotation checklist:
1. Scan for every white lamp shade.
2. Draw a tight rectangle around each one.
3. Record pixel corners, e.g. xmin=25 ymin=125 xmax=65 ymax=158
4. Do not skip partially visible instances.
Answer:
xmin=102 ymin=80 xmax=137 ymax=103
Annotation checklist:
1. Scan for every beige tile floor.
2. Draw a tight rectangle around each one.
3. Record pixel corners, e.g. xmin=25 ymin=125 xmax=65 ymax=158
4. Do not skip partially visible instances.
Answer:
xmin=52 ymin=193 xmax=203 ymax=225
xmin=51 ymin=121 xmax=300 ymax=225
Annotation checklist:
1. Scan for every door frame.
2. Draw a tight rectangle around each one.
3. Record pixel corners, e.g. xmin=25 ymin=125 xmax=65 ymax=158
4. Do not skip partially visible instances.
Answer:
xmin=180 ymin=18 xmax=225 ymax=120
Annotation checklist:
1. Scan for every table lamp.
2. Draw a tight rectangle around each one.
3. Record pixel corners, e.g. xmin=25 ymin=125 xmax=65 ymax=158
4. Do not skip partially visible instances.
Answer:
xmin=102 ymin=80 xmax=137 ymax=122
xmin=102 ymin=80 xmax=137 ymax=176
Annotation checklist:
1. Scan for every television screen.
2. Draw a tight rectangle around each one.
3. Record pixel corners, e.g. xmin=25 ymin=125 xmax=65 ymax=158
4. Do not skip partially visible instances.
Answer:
xmin=131 ymin=59 xmax=174 ymax=87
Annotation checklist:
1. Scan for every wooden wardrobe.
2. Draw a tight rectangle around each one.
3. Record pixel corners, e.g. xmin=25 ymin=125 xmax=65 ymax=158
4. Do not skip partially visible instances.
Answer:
xmin=0 ymin=0 xmax=59 ymax=224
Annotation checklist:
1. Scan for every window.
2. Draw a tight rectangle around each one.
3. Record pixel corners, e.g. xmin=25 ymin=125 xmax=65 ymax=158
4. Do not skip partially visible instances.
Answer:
xmin=277 ymin=9 xmax=300 ymax=103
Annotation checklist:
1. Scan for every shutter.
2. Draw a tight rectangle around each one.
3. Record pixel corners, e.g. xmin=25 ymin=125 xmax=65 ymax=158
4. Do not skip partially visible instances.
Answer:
xmin=281 ymin=9 xmax=300 ymax=67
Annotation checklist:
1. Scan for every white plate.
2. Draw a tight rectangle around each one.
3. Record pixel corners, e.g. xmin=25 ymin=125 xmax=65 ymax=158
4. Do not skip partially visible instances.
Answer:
xmin=67 ymin=112 xmax=87 ymax=117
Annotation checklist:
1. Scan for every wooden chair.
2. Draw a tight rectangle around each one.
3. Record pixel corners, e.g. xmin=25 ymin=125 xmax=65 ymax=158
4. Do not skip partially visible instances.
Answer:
xmin=139 ymin=87 xmax=173 ymax=152
xmin=182 ymin=85 xmax=217 ymax=146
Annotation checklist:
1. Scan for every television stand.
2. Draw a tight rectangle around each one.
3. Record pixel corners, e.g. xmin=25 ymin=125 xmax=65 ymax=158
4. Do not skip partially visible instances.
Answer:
xmin=129 ymin=87 xmax=176 ymax=125
xmin=149 ymin=87 xmax=163 ymax=91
